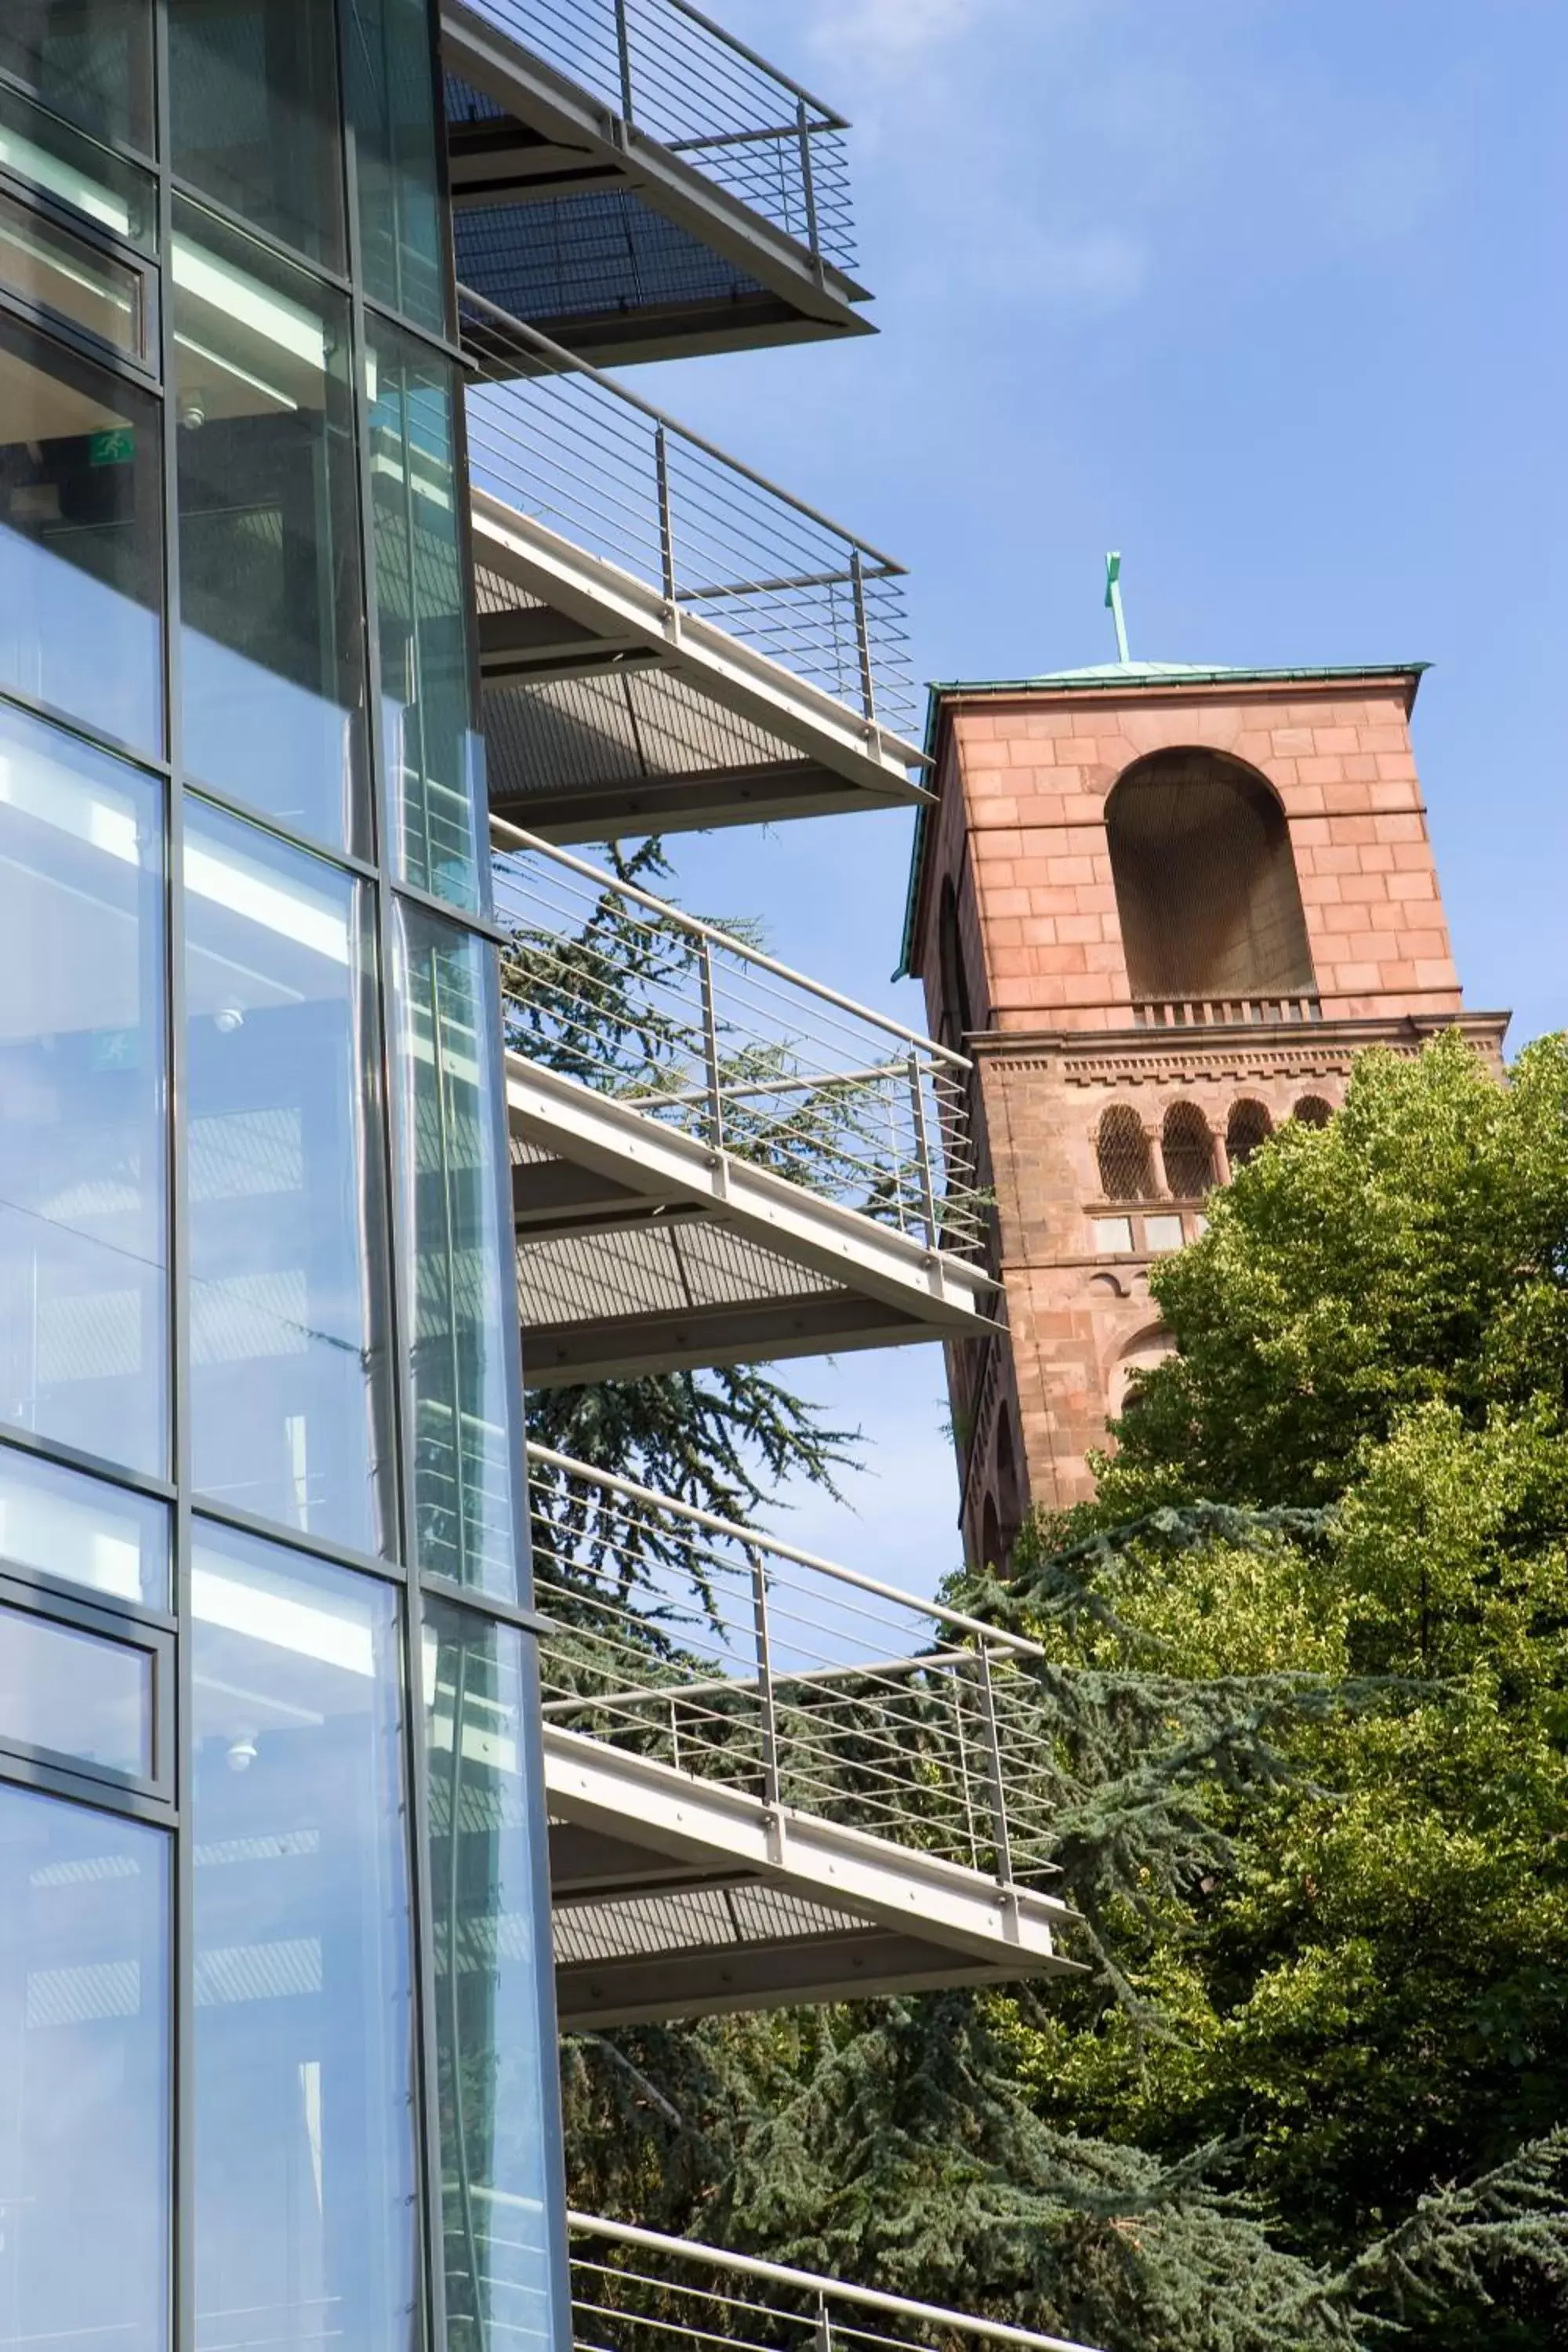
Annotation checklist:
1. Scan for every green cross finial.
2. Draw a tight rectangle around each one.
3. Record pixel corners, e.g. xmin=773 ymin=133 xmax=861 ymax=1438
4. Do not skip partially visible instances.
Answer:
xmin=1105 ymin=550 xmax=1130 ymax=663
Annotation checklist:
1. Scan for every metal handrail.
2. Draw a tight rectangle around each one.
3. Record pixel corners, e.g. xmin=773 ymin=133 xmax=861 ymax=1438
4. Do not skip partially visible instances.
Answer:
xmin=453 ymin=0 xmax=857 ymax=271
xmin=528 ymin=1443 xmax=1057 ymax=1883
xmin=461 ymin=291 xmax=920 ymax=744
xmin=494 ymin=821 xmax=987 ymax=1258
xmin=568 ymin=2212 xmax=1103 ymax=2352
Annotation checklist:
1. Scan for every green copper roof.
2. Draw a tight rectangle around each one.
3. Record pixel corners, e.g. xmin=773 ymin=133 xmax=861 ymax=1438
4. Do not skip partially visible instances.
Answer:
xmin=894 ymin=661 xmax=1431 ymax=978
xmin=924 ymin=659 xmax=1429 ymax=696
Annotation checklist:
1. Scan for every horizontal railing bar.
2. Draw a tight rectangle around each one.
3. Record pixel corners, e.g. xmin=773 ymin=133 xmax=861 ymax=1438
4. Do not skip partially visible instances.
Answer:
xmin=528 ymin=1443 xmax=1040 ymax=1656
xmin=665 ymin=122 xmax=820 ymax=154
xmin=494 ymin=823 xmax=973 ymax=1072
xmin=459 ymin=289 xmax=906 ymax=575
xmin=620 ymin=1062 xmax=911 ymax=1109
xmin=677 ymin=566 xmax=898 ymax=598
xmin=566 ymin=2213 xmax=1099 ymax=2352
xmin=539 ymin=1644 xmax=981 ymax=1712
xmin=653 ymin=0 xmax=850 ymax=127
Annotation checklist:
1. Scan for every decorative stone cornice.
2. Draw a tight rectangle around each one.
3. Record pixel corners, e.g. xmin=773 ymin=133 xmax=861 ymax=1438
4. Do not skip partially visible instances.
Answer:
xmin=969 ymin=1011 xmax=1510 ymax=1090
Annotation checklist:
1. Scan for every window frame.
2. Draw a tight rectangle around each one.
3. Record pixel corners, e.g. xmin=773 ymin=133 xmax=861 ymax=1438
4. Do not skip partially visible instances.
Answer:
xmin=0 ymin=1566 xmax=176 ymax=1811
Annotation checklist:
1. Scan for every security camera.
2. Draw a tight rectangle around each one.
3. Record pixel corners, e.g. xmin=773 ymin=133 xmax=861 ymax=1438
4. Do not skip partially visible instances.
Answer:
xmin=227 ymin=1736 xmax=258 ymax=1773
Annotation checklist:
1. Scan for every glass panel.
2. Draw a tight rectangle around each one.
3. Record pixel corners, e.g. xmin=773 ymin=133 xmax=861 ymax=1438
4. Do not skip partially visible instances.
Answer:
xmin=0 ymin=307 xmax=162 ymax=753
xmin=1144 ymin=1213 xmax=1185 ymax=1254
xmin=394 ymin=905 xmax=524 ymax=1597
xmin=368 ymin=324 xmax=487 ymax=912
xmin=184 ymin=798 xmax=394 ymax=1555
xmin=0 ymin=1439 xmax=167 ymax=1606
xmin=1092 ymin=1215 xmax=1134 ymax=1254
xmin=169 ymin=0 xmax=345 ymax=270
xmin=0 ymin=80 xmax=157 ymax=250
xmin=0 ymin=1780 xmax=169 ymax=2352
xmin=173 ymin=198 xmax=369 ymax=858
xmin=192 ymin=1520 xmax=419 ymax=2352
xmin=0 ymin=184 xmax=146 ymax=358
xmin=345 ymin=0 xmax=448 ymax=335
xmin=0 ymin=1 xmax=154 ymax=157
xmin=0 ymin=701 xmax=167 ymax=1475
xmin=0 ymin=1597 xmax=152 ymax=1777
xmin=425 ymin=1601 xmax=561 ymax=2352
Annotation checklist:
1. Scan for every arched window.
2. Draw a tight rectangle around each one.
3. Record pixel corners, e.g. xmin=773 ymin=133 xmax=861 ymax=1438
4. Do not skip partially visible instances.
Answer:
xmin=1227 ymin=1099 xmax=1273 ymax=1168
xmin=938 ymin=874 xmax=975 ymax=1047
xmin=1105 ymin=749 xmax=1316 ymax=1000
xmin=995 ymin=1414 xmax=1022 ymax=1563
xmin=978 ymin=1494 xmax=1003 ymax=1573
xmin=1294 ymin=1094 xmax=1334 ymax=1129
xmin=1097 ymin=1104 xmax=1156 ymax=1200
xmin=1109 ymin=1324 xmax=1175 ymax=1421
xmin=1162 ymin=1102 xmax=1215 ymax=1197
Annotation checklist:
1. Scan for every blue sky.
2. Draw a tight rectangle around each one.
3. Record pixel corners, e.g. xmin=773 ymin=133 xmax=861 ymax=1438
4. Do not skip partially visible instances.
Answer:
xmin=618 ymin=0 xmax=1567 ymax=1590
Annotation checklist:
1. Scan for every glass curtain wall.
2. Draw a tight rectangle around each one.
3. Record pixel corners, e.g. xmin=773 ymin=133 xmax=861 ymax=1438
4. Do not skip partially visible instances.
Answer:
xmin=0 ymin=11 xmax=564 ymax=2352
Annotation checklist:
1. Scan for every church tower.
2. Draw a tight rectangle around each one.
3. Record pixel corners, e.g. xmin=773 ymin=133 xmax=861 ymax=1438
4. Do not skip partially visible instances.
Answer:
xmin=899 ymin=637 xmax=1509 ymax=1567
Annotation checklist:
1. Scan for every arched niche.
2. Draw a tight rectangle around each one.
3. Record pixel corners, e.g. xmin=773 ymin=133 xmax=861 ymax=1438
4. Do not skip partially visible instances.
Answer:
xmin=937 ymin=873 xmax=975 ymax=1046
xmin=1105 ymin=748 xmax=1316 ymax=1001
xmin=1108 ymin=1323 xmax=1175 ymax=1421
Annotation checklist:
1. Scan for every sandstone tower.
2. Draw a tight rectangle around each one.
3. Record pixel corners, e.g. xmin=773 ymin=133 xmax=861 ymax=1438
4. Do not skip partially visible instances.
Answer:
xmin=898 ymin=655 xmax=1509 ymax=1568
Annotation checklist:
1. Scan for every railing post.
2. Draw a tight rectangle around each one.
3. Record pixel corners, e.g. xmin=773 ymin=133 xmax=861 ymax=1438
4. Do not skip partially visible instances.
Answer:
xmin=796 ymin=96 xmax=824 ymax=283
xmin=815 ymin=2296 xmax=833 ymax=2352
xmin=849 ymin=548 xmax=877 ymax=728
xmin=697 ymin=936 xmax=725 ymax=1154
xmin=615 ymin=0 xmax=636 ymax=125
xmin=907 ymin=1046 xmax=940 ymax=1251
xmin=654 ymin=423 xmax=677 ymax=603
xmin=973 ymin=1642 xmax=1016 ymax=1896
xmin=749 ymin=1545 xmax=782 ymax=1812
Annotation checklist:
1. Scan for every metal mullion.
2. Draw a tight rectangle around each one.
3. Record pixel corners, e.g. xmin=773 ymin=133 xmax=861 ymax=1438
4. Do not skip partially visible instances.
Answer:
xmin=0 ymin=1414 xmax=180 ymax=1504
xmin=339 ymin=38 xmax=447 ymax=2352
xmin=182 ymin=778 xmax=381 ymax=883
xmin=0 ymin=679 xmax=175 ymax=777
xmin=187 ymin=1497 xmax=410 ymax=1589
xmin=151 ymin=16 xmax=193 ymax=2352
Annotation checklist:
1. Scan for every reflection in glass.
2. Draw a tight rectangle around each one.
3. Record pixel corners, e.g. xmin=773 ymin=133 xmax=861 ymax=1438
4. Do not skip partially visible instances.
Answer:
xmin=0 ymin=308 xmax=163 ymax=753
xmin=0 ymin=701 xmax=167 ymax=1475
xmin=185 ymin=800 xmax=394 ymax=1555
xmin=0 ymin=184 xmax=146 ymax=359
xmin=394 ymin=906 xmax=524 ymax=1596
xmin=0 ymin=80 xmax=157 ymax=252
xmin=425 ymin=1601 xmax=562 ymax=2352
xmin=0 ymin=1780 xmax=169 ymax=2352
xmin=345 ymin=0 xmax=448 ymax=334
xmin=0 ymin=0 xmax=154 ymax=156
xmin=169 ymin=0 xmax=345 ymax=270
xmin=0 ymin=1439 xmax=168 ymax=1606
xmin=174 ymin=200 xmax=368 ymax=856
xmin=0 ymin=1598 xmax=152 ymax=1778
xmin=368 ymin=325 xmax=487 ymax=911
xmin=192 ymin=1520 xmax=419 ymax=2352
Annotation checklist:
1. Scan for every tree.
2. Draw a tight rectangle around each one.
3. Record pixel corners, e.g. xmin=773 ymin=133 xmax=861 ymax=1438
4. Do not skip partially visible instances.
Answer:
xmin=559 ymin=1034 xmax=1568 ymax=2349
xmin=500 ymin=835 xmax=863 ymax=1526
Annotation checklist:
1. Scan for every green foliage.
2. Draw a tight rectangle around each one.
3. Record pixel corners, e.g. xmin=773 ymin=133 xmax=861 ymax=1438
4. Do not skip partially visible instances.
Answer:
xmin=560 ymin=1034 xmax=1568 ymax=2350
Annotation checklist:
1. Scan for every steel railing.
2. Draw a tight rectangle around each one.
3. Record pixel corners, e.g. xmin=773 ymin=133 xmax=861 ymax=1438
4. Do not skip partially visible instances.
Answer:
xmin=528 ymin=1443 xmax=1058 ymax=1886
xmin=461 ymin=292 xmax=919 ymax=745
xmin=453 ymin=0 xmax=856 ymax=272
xmin=494 ymin=822 xmax=986 ymax=1260
xmin=566 ymin=2212 xmax=1102 ymax=2352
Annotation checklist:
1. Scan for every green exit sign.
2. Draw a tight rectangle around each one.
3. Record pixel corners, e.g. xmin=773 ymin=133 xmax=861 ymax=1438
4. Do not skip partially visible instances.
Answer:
xmin=88 ymin=427 xmax=136 ymax=466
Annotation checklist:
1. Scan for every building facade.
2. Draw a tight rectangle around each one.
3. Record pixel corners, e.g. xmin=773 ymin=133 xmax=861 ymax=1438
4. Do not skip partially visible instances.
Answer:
xmin=0 ymin=12 xmax=1091 ymax=2352
xmin=899 ymin=662 xmax=1509 ymax=1564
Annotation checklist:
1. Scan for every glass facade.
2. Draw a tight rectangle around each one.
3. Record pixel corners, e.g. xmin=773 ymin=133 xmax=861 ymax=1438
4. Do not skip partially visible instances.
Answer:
xmin=0 ymin=13 xmax=564 ymax=2352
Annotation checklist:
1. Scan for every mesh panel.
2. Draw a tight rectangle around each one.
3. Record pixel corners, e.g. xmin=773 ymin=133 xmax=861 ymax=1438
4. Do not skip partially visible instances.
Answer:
xmin=1294 ymin=1094 xmax=1334 ymax=1128
xmin=1107 ymin=751 xmax=1316 ymax=1000
xmin=1162 ymin=1102 xmax=1215 ymax=1197
xmin=1097 ymin=1105 xmax=1156 ymax=1201
xmin=1226 ymin=1099 xmax=1273 ymax=1167
xmin=455 ymin=189 xmax=767 ymax=331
